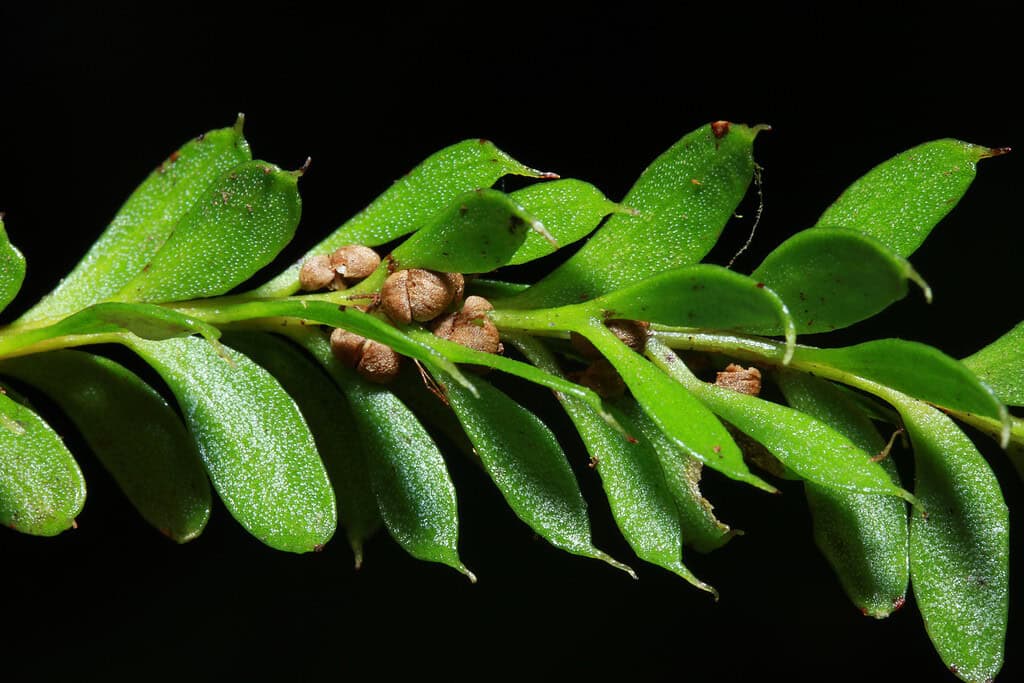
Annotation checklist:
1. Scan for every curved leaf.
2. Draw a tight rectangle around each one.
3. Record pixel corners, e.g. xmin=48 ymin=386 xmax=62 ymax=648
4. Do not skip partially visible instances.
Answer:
xmin=127 ymin=336 xmax=335 ymax=553
xmin=0 ymin=217 xmax=26 ymax=314
xmin=466 ymin=278 xmax=529 ymax=300
xmin=963 ymin=321 xmax=1024 ymax=407
xmin=0 ymin=302 xmax=220 ymax=359
xmin=222 ymin=332 xmax=381 ymax=566
xmin=293 ymin=329 xmax=471 ymax=579
xmin=18 ymin=119 xmax=251 ymax=324
xmin=0 ymin=351 xmax=210 ymax=542
xmin=434 ymin=367 xmax=631 ymax=574
xmin=388 ymin=188 xmax=547 ymax=273
xmin=617 ymin=398 xmax=736 ymax=553
xmin=513 ymin=335 xmax=710 ymax=592
xmin=499 ymin=121 xmax=759 ymax=309
xmin=506 ymin=179 xmax=625 ymax=265
xmin=815 ymin=138 xmax=1006 ymax=257
xmin=113 ymin=160 xmax=301 ymax=303
xmin=776 ymin=371 xmax=908 ymax=618
xmin=751 ymin=228 xmax=930 ymax=334
xmin=252 ymin=138 xmax=551 ymax=297
xmin=0 ymin=390 xmax=85 ymax=535
xmin=648 ymin=337 xmax=914 ymax=502
xmin=894 ymin=396 xmax=1009 ymax=683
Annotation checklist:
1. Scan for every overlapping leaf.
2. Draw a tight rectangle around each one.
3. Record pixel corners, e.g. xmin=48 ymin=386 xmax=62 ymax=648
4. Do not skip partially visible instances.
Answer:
xmin=0 ymin=217 xmax=26 ymax=314
xmin=963 ymin=321 xmax=1024 ymax=407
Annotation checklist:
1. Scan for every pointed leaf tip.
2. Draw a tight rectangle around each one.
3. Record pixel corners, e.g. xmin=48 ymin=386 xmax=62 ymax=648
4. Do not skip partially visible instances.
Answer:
xmin=234 ymin=112 xmax=246 ymax=134
xmin=291 ymin=156 xmax=312 ymax=179
xmin=981 ymin=146 xmax=1011 ymax=159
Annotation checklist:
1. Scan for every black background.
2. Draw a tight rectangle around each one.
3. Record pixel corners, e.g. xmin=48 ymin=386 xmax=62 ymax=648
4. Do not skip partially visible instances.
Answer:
xmin=1 ymin=4 xmax=1021 ymax=681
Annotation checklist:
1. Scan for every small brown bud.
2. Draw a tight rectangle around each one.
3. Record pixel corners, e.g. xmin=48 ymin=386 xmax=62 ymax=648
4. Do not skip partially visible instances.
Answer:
xmin=329 ymin=328 xmax=401 ymax=383
xmin=570 ymin=319 xmax=649 ymax=359
xmin=381 ymin=269 xmax=459 ymax=324
xmin=460 ymin=295 xmax=493 ymax=320
xmin=572 ymin=359 xmax=625 ymax=398
xmin=443 ymin=272 xmax=465 ymax=305
xmin=715 ymin=364 xmax=762 ymax=396
xmin=299 ymin=254 xmax=335 ymax=291
xmin=330 ymin=245 xmax=381 ymax=282
xmin=432 ymin=295 xmax=502 ymax=356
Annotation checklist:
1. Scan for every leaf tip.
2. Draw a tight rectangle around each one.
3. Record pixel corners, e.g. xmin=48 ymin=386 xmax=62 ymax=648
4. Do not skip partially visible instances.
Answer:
xmin=593 ymin=550 xmax=638 ymax=580
xmin=233 ymin=112 xmax=246 ymax=135
xmin=980 ymin=145 xmax=1011 ymax=159
xmin=290 ymin=156 xmax=312 ymax=179
xmin=458 ymin=564 xmax=478 ymax=584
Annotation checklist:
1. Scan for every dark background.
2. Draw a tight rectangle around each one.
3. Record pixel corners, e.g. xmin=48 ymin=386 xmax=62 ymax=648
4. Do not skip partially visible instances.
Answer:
xmin=1 ymin=4 xmax=1020 ymax=680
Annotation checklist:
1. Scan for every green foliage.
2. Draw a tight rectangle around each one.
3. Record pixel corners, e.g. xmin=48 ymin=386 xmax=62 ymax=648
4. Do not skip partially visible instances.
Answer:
xmin=0 ymin=118 xmax=1014 ymax=681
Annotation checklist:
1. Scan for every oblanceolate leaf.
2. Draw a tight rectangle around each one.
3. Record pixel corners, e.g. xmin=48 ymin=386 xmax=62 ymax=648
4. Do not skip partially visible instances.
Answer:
xmin=252 ymin=138 xmax=552 ymax=297
xmin=498 ymin=121 xmax=759 ymax=309
xmin=113 ymin=160 xmax=301 ymax=303
xmin=127 ymin=336 xmax=335 ymax=553
xmin=796 ymin=340 xmax=1010 ymax=443
xmin=222 ymin=332 xmax=381 ymax=566
xmin=294 ymin=329 xmax=472 ymax=579
xmin=815 ymin=138 xmax=1007 ymax=257
xmin=513 ymin=335 xmax=710 ymax=592
xmin=0 ymin=390 xmax=86 ymax=535
xmin=0 ymin=217 xmax=26 ymax=314
xmin=388 ymin=188 xmax=547 ymax=274
xmin=506 ymin=179 xmax=626 ymax=265
xmin=0 ymin=351 xmax=211 ymax=542
xmin=576 ymin=323 xmax=772 ymax=493
xmin=895 ymin=396 xmax=1009 ymax=683
xmin=434 ymin=368 xmax=631 ymax=574
xmin=0 ymin=302 xmax=221 ymax=359
xmin=616 ymin=398 xmax=736 ymax=553
xmin=963 ymin=321 xmax=1024 ymax=407
xmin=776 ymin=371 xmax=909 ymax=618
xmin=19 ymin=119 xmax=251 ymax=324
xmin=751 ymin=228 xmax=931 ymax=335
xmin=648 ymin=337 xmax=914 ymax=503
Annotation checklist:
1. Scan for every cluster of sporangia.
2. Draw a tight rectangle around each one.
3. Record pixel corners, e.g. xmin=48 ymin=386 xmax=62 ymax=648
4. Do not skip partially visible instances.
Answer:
xmin=298 ymin=245 xmax=502 ymax=382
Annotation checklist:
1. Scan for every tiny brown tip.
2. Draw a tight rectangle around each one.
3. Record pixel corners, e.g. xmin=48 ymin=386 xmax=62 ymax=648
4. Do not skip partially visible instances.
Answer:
xmin=539 ymin=171 xmax=561 ymax=179
xmin=983 ymin=146 xmax=1012 ymax=158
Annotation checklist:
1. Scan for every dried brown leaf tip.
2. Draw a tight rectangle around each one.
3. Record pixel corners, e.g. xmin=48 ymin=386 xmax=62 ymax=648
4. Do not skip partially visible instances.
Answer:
xmin=714 ymin=364 xmax=762 ymax=396
xmin=381 ymin=269 xmax=464 ymax=324
xmin=432 ymin=295 xmax=502 ymax=355
xmin=330 ymin=328 xmax=401 ymax=384
xmin=570 ymin=319 xmax=650 ymax=359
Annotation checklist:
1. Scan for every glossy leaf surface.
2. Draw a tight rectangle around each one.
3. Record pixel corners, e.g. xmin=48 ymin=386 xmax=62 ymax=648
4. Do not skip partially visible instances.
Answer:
xmin=0 ymin=218 xmax=26 ymax=314
xmin=0 ymin=350 xmax=211 ymax=542
xmin=500 ymin=122 xmax=758 ymax=309
xmin=815 ymin=138 xmax=1003 ymax=257
xmin=114 ymin=160 xmax=301 ymax=303
xmin=0 ymin=391 xmax=86 ymax=535
xmin=751 ymin=228 xmax=930 ymax=334
xmin=777 ymin=371 xmax=908 ymax=617
xmin=20 ymin=120 xmax=251 ymax=323
xmin=896 ymin=397 xmax=1009 ymax=683
xmin=222 ymin=332 xmax=380 ymax=565
xmin=295 ymin=330 xmax=471 ymax=578
xmin=253 ymin=139 xmax=550 ymax=297
xmin=963 ymin=321 xmax=1024 ymax=407
xmin=128 ymin=336 xmax=335 ymax=553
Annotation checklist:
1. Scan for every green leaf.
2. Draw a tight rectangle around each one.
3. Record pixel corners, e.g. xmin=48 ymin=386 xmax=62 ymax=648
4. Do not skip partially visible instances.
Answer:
xmin=776 ymin=371 xmax=908 ymax=618
xmin=894 ymin=397 xmax=1009 ymax=683
xmin=796 ymin=340 xmax=1010 ymax=444
xmin=293 ymin=329 xmax=471 ymax=579
xmin=0 ymin=390 xmax=86 ymax=535
xmin=617 ymin=398 xmax=737 ymax=554
xmin=506 ymin=179 xmax=626 ymax=265
xmin=648 ymin=338 xmax=914 ymax=502
xmin=499 ymin=121 xmax=760 ymax=309
xmin=113 ymin=160 xmax=301 ymax=303
xmin=962 ymin=321 xmax=1024 ymax=407
xmin=434 ymin=368 xmax=632 ymax=575
xmin=252 ymin=138 xmax=552 ymax=297
xmin=18 ymin=119 xmax=251 ymax=324
xmin=0 ymin=302 xmax=221 ymax=358
xmin=221 ymin=332 xmax=381 ymax=567
xmin=578 ymin=323 xmax=772 ymax=492
xmin=388 ymin=188 xmax=547 ymax=273
xmin=467 ymin=278 xmax=529 ymax=300
xmin=127 ymin=336 xmax=335 ymax=553
xmin=815 ymin=139 xmax=1007 ymax=257
xmin=512 ymin=335 xmax=711 ymax=593
xmin=751 ymin=228 xmax=931 ymax=335
xmin=0 ymin=217 xmax=26 ymax=315
xmin=0 ymin=351 xmax=210 ymax=542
